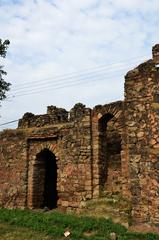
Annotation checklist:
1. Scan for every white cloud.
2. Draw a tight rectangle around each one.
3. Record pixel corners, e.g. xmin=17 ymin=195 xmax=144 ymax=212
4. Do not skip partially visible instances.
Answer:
xmin=0 ymin=0 xmax=159 ymax=129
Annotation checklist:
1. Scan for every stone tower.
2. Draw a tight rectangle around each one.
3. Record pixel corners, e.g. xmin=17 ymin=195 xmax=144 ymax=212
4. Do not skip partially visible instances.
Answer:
xmin=123 ymin=44 xmax=159 ymax=226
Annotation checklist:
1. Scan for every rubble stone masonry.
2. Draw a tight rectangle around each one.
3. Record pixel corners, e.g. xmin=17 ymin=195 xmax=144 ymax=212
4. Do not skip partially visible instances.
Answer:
xmin=0 ymin=45 xmax=159 ymax=228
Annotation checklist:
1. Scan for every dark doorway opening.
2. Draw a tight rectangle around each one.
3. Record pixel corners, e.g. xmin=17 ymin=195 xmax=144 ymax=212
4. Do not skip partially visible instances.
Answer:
xmin=98 ymin=113 xmax=122 ymax=194
xmin=34 ymin=149 xmax=58 ymax=209
xmin=98 ymin=113 xmax=114 ymax=187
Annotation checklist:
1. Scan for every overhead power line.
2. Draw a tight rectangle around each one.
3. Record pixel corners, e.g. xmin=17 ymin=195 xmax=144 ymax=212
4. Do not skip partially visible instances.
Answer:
xmin=6 ymin=55 xmax=148 ymax=99
xmin=7 ymin=72 xmax=123 ymax=99
xmin=11 ymin=64 xmax=125 ymax=92
xmin=9 ymin=68 xmax=125 ymax=96
xmin=11 ymin=54 xmax=148 ymax=90
xmin=0 ymin=119 xmax=19 ymax=127
xmin=0 ymin=55 xmax=149 ymax=127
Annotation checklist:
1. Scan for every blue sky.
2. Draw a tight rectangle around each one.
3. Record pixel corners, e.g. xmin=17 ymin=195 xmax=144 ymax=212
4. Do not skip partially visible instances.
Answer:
xmin=1 ymin=0 xmax=159 ymax=129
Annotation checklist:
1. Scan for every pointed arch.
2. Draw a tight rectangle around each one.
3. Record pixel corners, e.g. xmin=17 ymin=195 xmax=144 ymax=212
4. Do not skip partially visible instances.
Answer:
xmin=27 ymin=145 xmax=58 ymax=209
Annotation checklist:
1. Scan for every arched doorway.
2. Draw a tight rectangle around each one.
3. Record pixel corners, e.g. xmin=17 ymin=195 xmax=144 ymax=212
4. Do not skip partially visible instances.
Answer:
xmin=98 ymin=113 xmax=122 ymax=194
xmin=98 ymin=113 xmax=114 ymax=187
xmin=32 ymin=149 xmax=58 ymax=209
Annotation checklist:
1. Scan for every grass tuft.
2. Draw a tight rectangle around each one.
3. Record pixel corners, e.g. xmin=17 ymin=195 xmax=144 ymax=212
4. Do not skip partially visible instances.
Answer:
xmin=0 ymin=208 xmax=158 ymax=240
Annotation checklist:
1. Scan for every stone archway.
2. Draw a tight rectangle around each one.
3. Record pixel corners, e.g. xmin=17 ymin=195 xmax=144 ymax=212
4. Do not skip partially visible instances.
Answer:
xmin=92 ymin=102 xmax=123 ymax=197
xmin=28 ymin=148 xmax=58 ymax=209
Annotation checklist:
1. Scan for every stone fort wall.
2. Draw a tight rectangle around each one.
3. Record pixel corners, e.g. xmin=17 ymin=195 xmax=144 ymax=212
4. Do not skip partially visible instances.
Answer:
xmin=0 ymin=44 xmax=159 ymax=228
xmin=0 ymin=102 xmax=123 ymax=211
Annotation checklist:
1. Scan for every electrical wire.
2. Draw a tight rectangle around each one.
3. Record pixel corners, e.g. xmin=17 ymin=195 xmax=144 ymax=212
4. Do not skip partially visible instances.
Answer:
xmin=8 ymin=70 xmax=124 ymax=96
xmin=7 ymin=72 xmax=123 ymax=99
xmin=7 ymin=55 xmax=148 ymax=99
xmin=0 ymin=119 xmax=19 ymax=126
xmin=11 ymin=54 xmax=148 ymax=90
xmin=1 ymin=54 xmax=149 ymax=126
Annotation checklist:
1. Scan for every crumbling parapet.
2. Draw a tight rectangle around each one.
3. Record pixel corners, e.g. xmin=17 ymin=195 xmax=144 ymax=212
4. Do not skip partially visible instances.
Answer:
xmin=18 ymin=106 xmax=68 ymax=128
xmin=69 ymin=103 xmax=91 ymax=122
xmin=47 ymin=105 xmax=68 ymax=121
xmin=18 ymin=103 xmax=92 ymax=129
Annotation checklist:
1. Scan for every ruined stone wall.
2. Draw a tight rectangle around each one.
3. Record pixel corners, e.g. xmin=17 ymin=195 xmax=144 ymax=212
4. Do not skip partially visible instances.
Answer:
xmin=27 ymin=104 xmax=93 ymax=211
xmin=0 ymin=130 xmax=28 ymax=208
xmin=1 ymin=44 xmax=159 ymax=228
xmin=123 ymin=45 xmax=159 ymax=226
xmin=0 ymin=104 xmax=93 ymax=211
xmin=18 ymin=106 xmax=68 ymax=128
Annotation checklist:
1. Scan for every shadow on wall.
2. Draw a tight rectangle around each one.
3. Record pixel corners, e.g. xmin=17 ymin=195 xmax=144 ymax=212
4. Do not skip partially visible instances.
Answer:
xmin=33 ymin=149 xmax=58 ymax=209
xmin=98 ymin=113 xmax=122 ymax=194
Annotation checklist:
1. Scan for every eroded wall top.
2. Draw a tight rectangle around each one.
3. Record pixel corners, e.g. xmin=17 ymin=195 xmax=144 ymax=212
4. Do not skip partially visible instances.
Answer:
xmin=18 ymin=103 xmax=91 ymax=129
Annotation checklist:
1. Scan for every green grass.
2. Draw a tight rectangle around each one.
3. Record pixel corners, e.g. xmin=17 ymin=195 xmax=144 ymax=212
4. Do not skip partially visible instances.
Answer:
xmin=80 ymin=195 xmax=132 ymax=226
xmin=0 ymin=223 xmax=55 ymax=240
xmin=0 ymin=208 xmax=158 ymax=240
